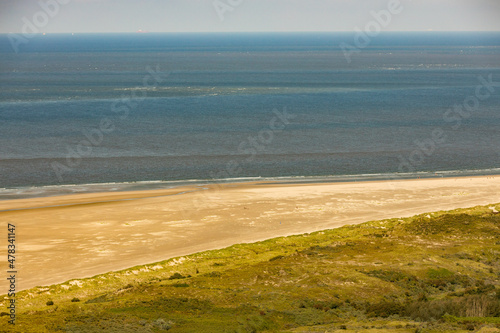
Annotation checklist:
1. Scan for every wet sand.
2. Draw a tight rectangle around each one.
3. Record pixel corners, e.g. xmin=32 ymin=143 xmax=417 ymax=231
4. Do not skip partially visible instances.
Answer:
xmin=1 ymin=175 xmax=499 ymax=291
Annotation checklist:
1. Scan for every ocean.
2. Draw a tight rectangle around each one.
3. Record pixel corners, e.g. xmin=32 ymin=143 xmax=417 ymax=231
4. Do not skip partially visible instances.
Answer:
xmin=0 ymin=32 xmax=500 ymax=194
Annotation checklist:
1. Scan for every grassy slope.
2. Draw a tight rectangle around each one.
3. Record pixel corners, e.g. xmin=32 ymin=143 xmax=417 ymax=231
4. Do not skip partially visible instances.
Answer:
xmin=1 ymin=204 xmax=500 ymax=333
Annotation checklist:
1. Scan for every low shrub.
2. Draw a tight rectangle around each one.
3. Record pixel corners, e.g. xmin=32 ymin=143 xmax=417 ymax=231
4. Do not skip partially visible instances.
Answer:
xmin=168 ymin=273 xmax=186 ymax=280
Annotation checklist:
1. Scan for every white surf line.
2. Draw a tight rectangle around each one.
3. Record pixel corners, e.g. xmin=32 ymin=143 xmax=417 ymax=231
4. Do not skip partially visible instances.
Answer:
xmin=0 ymin=188 xmax=205 ymax=213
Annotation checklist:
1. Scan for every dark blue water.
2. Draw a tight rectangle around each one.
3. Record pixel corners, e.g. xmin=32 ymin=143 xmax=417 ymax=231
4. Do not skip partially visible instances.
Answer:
xmin=1 ymin=32 xmax=500 ymax=188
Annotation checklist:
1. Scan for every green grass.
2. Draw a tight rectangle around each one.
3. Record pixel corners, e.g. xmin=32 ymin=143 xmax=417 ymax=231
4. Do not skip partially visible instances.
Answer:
xmin=1 ymin=203 xmax=500 ymax=332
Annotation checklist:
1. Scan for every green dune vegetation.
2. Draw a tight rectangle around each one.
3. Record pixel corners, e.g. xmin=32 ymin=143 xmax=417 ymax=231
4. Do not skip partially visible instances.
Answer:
xmin=2 ymin=203 xmax=500 ymax=333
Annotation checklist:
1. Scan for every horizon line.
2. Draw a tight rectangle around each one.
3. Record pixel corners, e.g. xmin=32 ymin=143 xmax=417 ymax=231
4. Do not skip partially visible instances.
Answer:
xmin=2 ymin=30 xmax=500 ymax=35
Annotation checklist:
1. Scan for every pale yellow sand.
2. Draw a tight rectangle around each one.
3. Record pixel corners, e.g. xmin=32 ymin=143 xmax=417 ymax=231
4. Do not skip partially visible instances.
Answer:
xmin=1 ymin=175 xmax=499 ymax=291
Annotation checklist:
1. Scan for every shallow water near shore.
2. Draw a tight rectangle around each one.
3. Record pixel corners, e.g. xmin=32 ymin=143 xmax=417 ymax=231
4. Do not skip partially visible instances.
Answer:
xmin=1 ymin=168 xmax=500 ymax=201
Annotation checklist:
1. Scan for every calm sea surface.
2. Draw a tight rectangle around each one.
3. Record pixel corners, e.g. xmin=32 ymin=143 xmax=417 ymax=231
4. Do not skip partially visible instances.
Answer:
xmin=1 ymin=32 xmax=500 ymax=191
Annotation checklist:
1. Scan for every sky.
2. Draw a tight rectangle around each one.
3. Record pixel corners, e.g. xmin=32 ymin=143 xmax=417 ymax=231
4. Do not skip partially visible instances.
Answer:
xmin=0 ymin=0 xmax=499 ymax=33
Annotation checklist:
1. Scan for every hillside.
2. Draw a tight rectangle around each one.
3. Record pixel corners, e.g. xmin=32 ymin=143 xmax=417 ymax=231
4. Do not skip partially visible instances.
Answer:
xmin=1 ymin=204 xmax=500 ymax=333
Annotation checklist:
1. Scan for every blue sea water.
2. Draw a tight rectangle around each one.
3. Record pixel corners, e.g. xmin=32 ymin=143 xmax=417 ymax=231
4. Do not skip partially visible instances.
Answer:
xmin=0 ymin=32 xmax=499 ymax=190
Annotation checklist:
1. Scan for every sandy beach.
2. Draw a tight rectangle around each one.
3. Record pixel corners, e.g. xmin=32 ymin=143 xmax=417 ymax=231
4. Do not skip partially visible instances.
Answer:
xmin=1 ymin=175 xmax=499 ymax=292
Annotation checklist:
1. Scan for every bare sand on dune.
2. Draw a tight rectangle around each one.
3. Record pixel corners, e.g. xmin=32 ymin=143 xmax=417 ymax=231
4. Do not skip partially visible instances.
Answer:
xmin=1 ymin=175 xmax=499 ymax=291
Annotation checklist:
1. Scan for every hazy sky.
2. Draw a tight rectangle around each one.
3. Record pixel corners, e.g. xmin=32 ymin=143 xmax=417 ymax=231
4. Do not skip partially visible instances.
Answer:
xmin=1 ymin=0 xmax=499 ymax=33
